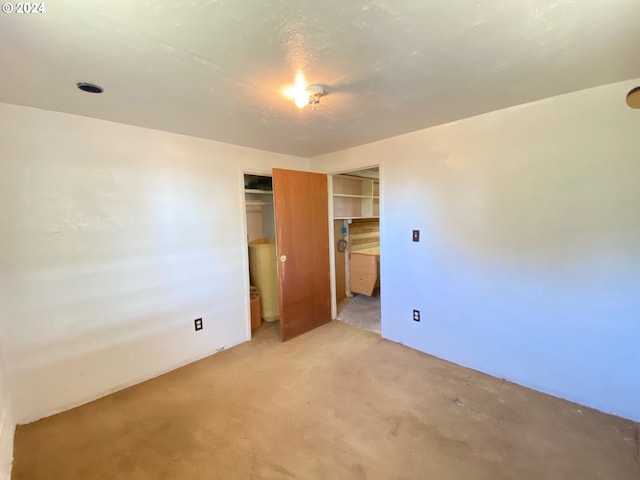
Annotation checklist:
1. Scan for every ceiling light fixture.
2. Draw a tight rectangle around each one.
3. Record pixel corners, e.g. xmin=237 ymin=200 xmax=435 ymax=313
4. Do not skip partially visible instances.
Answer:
xmin=297 ymin=84 xmax=327 ymax=110
xmin=284 ymin=71 xmax=327 ymax=111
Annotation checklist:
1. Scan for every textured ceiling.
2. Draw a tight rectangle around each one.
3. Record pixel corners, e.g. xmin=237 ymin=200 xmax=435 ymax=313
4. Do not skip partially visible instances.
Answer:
xmin=1 ymin=0 xmax=639 ymax=157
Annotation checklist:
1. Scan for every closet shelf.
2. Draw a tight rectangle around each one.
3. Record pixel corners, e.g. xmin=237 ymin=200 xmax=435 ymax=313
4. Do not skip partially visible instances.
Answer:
xmin=332 ymin=175 xmax=379 ymax=219
xmin=244 ymin=189 xmax=273 ymax=195
xmin=333 ymin=193 xmax=370 ymax=199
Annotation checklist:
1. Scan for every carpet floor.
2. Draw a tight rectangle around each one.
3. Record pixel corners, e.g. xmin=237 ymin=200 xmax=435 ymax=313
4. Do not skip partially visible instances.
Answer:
xmin=12 ymin=320 xmax=639 ymax=480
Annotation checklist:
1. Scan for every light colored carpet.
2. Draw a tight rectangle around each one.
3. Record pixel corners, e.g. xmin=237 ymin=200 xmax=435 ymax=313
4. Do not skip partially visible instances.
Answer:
xmin=12 ymin=321 xmax=639 ymax=480
xmin=337 ymin=294 xmax=381 ymax=334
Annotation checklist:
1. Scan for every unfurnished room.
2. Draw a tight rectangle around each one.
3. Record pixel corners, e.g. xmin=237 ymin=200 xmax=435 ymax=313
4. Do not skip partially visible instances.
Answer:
xmin=0 ymin=1 xmax=639 ymax=479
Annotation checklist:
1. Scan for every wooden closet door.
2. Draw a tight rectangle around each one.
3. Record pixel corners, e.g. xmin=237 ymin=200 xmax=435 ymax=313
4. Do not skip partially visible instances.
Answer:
xmin=272 ymin=168 xmax=331 ymax=341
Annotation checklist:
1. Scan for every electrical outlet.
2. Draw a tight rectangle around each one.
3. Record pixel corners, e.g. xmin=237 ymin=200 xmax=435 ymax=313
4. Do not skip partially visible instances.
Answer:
xmin=194 ymin=318 xmax=203 ymax=331
xmin=412 ymin=230 xmax=420 ymax=242
xmin=413 ymin=309 xmax=420 ymax=322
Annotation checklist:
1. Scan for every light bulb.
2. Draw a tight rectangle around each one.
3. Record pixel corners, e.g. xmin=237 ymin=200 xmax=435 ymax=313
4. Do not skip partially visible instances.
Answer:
xmin=284 ymin=71 xmax=308 ymax=101
xmin=295 ymin=94 xmax=309 ymax=109
xmin=294 ymin=71 xmax=306 ymax=90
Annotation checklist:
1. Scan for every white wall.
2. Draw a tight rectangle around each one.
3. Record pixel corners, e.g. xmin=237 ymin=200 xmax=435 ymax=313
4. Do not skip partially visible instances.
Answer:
xmin=312 ymin=79 xmax=640 ymax=421
xmin=0 ymin=103 xmax=308 ymax=423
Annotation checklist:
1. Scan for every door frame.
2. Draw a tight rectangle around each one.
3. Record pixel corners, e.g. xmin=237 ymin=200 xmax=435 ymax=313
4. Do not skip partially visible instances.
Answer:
xmin=325 ymin=163 xmax=381 ymax=321
xmin=239 ymin=167 xmax=275 ymax=341
xmin=239 ymin=163 xmax=381 ymax=339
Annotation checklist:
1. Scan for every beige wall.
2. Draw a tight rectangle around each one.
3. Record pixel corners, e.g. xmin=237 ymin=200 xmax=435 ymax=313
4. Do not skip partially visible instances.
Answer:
xmin=0 ymin=103 xmax=307 ymax=423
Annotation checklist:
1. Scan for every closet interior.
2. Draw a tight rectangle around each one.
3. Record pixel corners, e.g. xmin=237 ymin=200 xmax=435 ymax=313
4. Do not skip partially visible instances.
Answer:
xmin=332 ymin=167 xmax=381 ymax=333
xmin=244 ymin=174 xmax=279 ymax=335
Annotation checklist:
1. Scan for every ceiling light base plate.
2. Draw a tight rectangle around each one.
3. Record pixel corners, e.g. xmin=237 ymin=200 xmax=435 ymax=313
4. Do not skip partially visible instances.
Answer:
xmin=305 ymin=84 xmax=327 ymax=110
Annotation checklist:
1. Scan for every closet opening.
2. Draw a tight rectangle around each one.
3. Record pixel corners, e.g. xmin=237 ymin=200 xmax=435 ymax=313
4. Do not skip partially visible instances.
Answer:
xmin=243 ymin=173 xmax=279 ymax=337
xmin=330 ymin=167 xmax=381 ymax=334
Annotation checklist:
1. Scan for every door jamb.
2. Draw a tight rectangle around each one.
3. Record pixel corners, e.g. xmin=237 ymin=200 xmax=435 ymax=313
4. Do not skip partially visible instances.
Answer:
xmin=239 ymin=168 xmax=274 ymax=340
xmin=324 ymin=164 xmax=381 ymax=321
xmin=240 ymin=164 xmax=380 ymax=335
